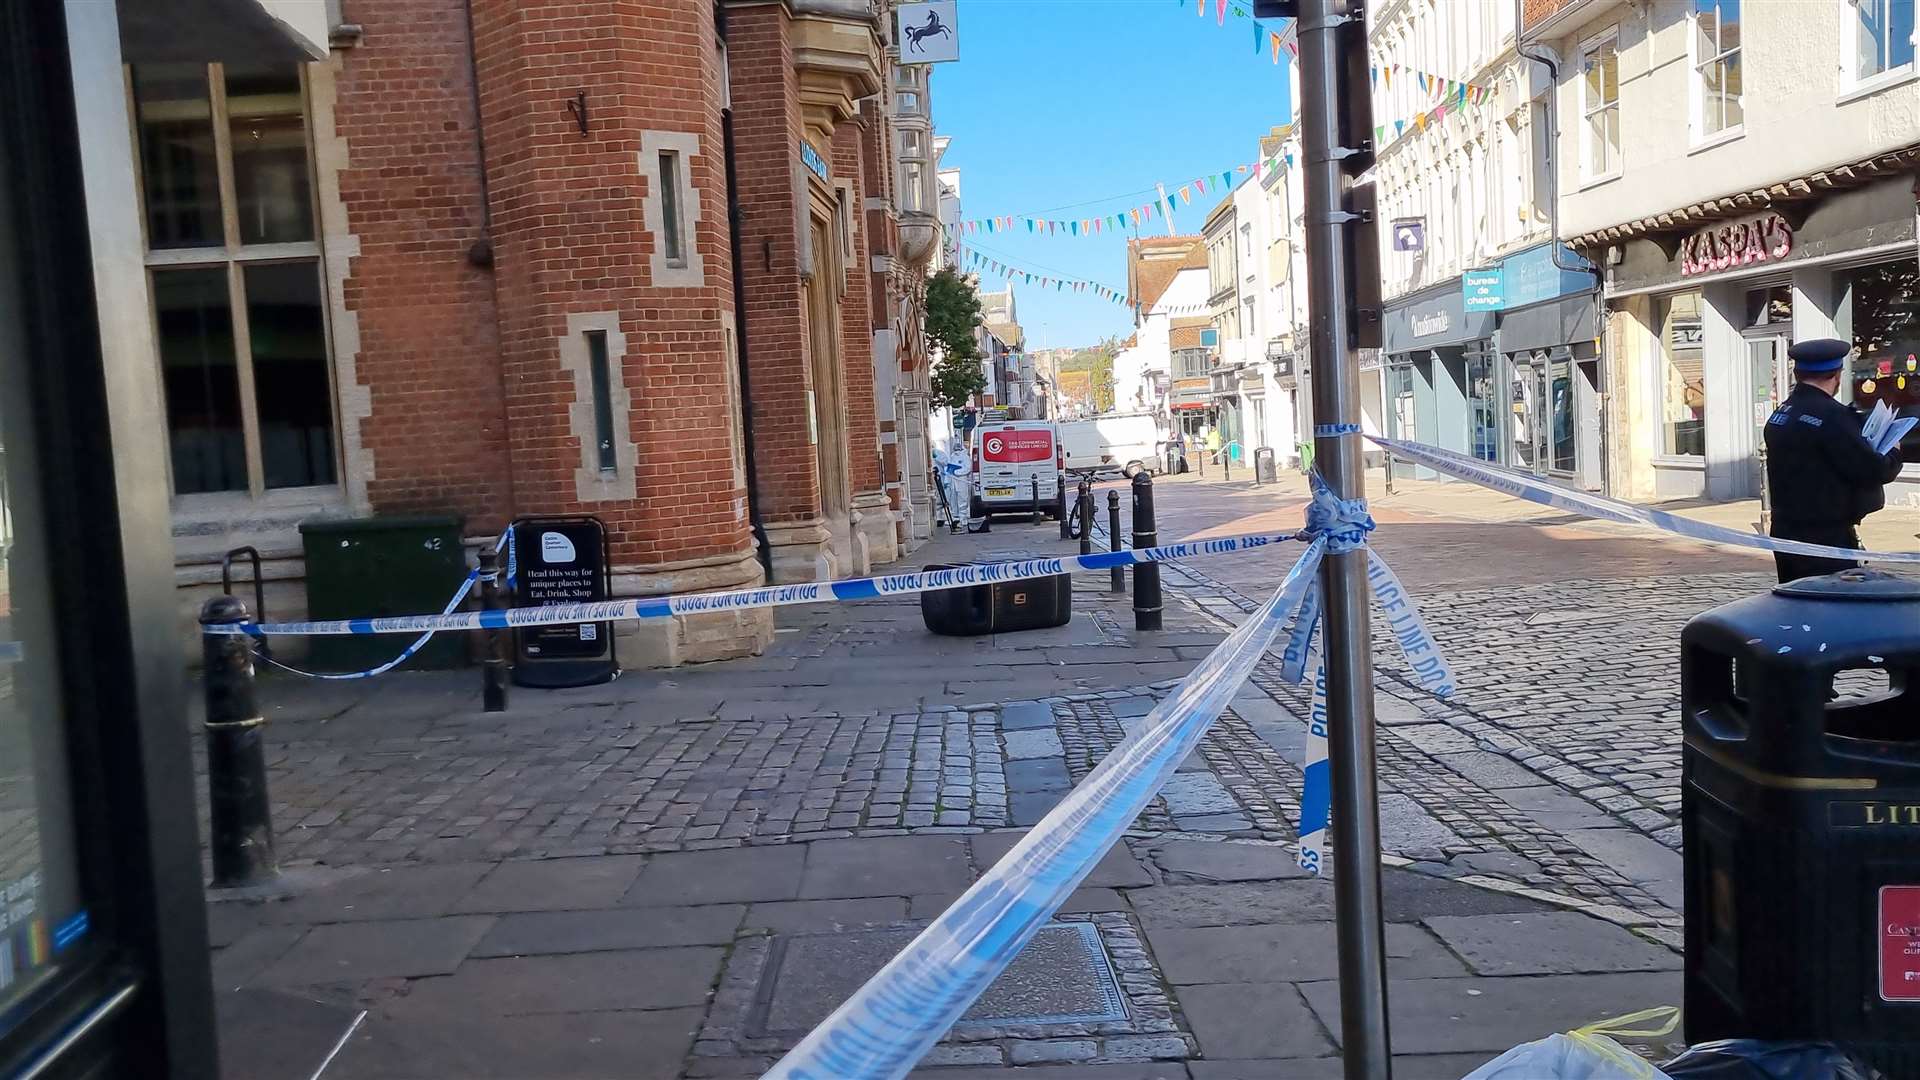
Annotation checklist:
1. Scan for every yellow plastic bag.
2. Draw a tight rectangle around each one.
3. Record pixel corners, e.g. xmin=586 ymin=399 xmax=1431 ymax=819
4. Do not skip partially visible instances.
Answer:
xmin=1462 ymin=1007 xmax=1682 ymax=1080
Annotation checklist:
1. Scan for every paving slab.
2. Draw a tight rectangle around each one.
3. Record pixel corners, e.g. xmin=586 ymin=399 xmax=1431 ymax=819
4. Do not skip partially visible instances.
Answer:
xmin=215 ymin=987 xmax=365 ymax=1080
xmin=1010 ymin=789 xmax=1064 ymax=826
xmin=206 ymin=901 xmax=264 ymax=949
xmin=470 ymin=905 xmax=742 ymax=958
xmin=1173 ymin=982 xmax=1338 ymax=1060
xmin=1159 ymin=774 xmax=1241 ymax=816
xmin=798 ymin=835 xmax=973 ymax=899
xmin=1003 ymin=729 xmax=1066 ymax=759
xmin=1147 ymin=922 xmax=1468 ymax=984
xmin=256 ymin=916 xmax=494 ymax=987
xmin=971 ymin=831 xmax=1154 ymax=887
xmin=999 ymin=701 xmax=1057 ymax=730
xmin=1110 ymin=694 xmax=1158 ymax=718
xmin=264 ymin=863 xmax=494 ymax=924
xmin=1377 ymin=794 xmax=1468 ymax=857
xmin=623 ymin=845 xmax=807 ymax=907
xmin=326 ymin=1004 xmax=703 ymax=1080
xmin=400 ymin=947 xmax=724 ymax=1015
xmin=1005 ymin=757 xmax=1073 ymax=792
xmin=908 ymin=887 xmax=1126 ymax=919
xmin=451 ymin=856 xmax=647 ymax=913
xmin=1128 ymin=881 xmax=1338 ymax=928
xmin=1298 ymin=972 xmax=1684 ymax=1055
xmin=1186 ymin=1053 xmax=1496 ymax=1079
xmin=1433 ymin=750 xmax=1550 ymax=791
xmin=1493 ymin=786 xmax=1624 ymax=832
xmin=1378 ymin=868 xmax=1557 ymax=920
xmin=1565 ymin=829 xmax=1685 ymax=910
xmin=1147 ymin=840 xmax=1309 ymax=883
xmin=213 ymin=925 xmax=306 ymax=991
xmin=745 ymin=898 xmax=908 ymax=934
xmin=1422 ymin=912 xmax=1681 ymax=976
xmin=906 ymin=1065 xmax=1190 ymax=1080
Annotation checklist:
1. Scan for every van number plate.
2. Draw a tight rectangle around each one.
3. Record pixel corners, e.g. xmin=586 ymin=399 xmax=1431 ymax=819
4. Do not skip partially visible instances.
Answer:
xmin=986 ymin=487 xmax=1014 ymax=497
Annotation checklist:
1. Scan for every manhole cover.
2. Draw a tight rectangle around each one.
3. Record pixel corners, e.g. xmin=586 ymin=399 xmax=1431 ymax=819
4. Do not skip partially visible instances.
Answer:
xmin=750 ymin=922 xmax=1128 ymax=1037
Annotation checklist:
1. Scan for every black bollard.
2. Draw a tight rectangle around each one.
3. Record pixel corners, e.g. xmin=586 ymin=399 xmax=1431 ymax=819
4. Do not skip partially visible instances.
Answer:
xmin=1108 ymin=489 xmax=1125 ymax=592
xmin=479 ymin=549 xmax=509 ymax=713
xmin=1222 ymin=450 xmax=1232 ymax=482
xmin=1131 ymin=472 xmax=1162 ymax=631
xmin=1031 ymin=475 xmax=1042 ymax=525
xmin=1078 ymin=480 xmax=1095 ymax=556
xmin=201 ymin=595 xmax=277 ymax=889
xmin=1059 ymin=479 xmax=1073 ymax=540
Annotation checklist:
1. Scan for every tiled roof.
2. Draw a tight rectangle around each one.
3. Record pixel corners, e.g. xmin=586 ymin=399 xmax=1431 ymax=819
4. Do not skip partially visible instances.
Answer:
xmin=1127 ymin=235 xmax=1205 ymax=312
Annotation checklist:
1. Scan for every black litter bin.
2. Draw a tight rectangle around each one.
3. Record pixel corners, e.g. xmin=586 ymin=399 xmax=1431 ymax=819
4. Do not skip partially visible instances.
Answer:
xmin=1681 ymin=569 xmax=1920 ymax=1077
xmin=920 ymin=553 xmax=1071 ymax=636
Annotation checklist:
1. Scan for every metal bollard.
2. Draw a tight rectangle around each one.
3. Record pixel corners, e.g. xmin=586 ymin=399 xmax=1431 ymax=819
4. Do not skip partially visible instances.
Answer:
xmin=1131 ymin=472 xmax=1162 ymax=631
xmin=479 ymin=549 xmax=509 ymax=713
xmin=1223 ymin=450 xmax=1232 ymax=482
xmin=1031 ymin=475 xmax=1042 ymax=525
xmin=1107 ymin=489 xmax=1125 ymax=593
xmin=201 ymin=595 xmax=278 ymax=889
xmin=1078 ymin=480 xmax=1095 ymax=556
xmin=1059 ymin=478 xmax=1073 ymax=540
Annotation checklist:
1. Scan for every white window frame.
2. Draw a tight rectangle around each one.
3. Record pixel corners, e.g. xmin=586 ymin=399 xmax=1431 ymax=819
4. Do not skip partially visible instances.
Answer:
xmin=1688 ymin=0 xmax=1744 ymax=149
xmin=1840 ymin=0 xmax=1918 ymax=98
xmin=129 ymin=61 xmax=341 ymax=503
xmin=1577 ymin=29 xmax=1622 ymax=186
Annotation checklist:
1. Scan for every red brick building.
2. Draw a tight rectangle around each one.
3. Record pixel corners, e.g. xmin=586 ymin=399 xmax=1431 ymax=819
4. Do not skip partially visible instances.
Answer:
xmin=110 ymin=0 xmax=938 ymax=666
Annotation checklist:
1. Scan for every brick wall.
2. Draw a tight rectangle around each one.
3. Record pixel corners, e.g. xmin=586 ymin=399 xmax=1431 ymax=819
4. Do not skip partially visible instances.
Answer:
xmin=725 ymin=3 xmax=822 ymax=526
xmin=833 ymin=119 xmax=883 ymax=497
xmin=333 ymin=0 xmax=512 ymax=530
xmin=466 ymin=0 xmax=752 ymax=569
xmin=1521 ymin=0 xmax=1591 ymax=34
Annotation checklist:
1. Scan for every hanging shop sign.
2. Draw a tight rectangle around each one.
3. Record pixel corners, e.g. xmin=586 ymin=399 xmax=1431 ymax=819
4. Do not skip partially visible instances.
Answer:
xmin=1462 ymin=268 xmax=1504 ymax=311
xmin=1680 ymin=213 xmax=1793 ymax=277
xmin=896 ymin=1 xmax=959 ymax=64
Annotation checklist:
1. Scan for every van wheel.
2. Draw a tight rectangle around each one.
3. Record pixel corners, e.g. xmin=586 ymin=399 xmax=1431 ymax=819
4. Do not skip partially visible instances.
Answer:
xmin=1122 ymin=461 xmax=1143 ymax=478
xmin=969 ymin=497 xmax=986 ymax=519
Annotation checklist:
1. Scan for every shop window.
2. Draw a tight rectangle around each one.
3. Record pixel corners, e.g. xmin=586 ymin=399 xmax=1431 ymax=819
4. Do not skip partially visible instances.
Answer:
xmin=133 ymin=62 xmax=336 ymax=497
xmin=1847 ymin=260 xmax=1920 ymax=411
xmin=1579 ymin=32 xmax=1620 ymax=181
xmin=1690 ymin=0 xmax=1743 ymax=140
xmin=1745 ymin=284 xmax=1792 ymax=328
xmin=1658 ymin=292 xmax=1707 ymax=457
xmin=1847 ymin=0 xmax=1916 ymax=85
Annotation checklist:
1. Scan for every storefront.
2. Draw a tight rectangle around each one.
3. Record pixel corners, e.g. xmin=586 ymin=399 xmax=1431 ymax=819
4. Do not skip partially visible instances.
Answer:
xmin=1493 ymin=243 xmax=1603 ymax=491
xmin=1381 ymin=281 xmax=1497 ymax=480
xmin=1601 ymin=172 xmax=1919 ymax=502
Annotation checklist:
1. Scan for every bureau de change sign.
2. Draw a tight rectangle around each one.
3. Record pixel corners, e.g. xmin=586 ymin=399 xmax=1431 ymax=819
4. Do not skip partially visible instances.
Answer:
xmin=509 ymin=516 xmax=617 ymax=688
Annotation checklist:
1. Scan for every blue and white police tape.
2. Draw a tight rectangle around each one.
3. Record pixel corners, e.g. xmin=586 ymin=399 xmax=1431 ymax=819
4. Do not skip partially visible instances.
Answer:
xmin=762 ymin=538 xmax=1327 ymax=1080
xmin=248 ymin=528 xmax=517 ymax=681
xmin=1271 ymin=475 xmax=1456 ymax=873
xmin=204 ymin=531 xmax=1297 ymax=640
xmin=1368 ymin=435 xmax=1920 ymax=565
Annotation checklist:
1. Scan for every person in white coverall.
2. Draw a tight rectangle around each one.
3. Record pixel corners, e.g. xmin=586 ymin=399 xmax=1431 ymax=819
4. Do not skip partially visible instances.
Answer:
xmin=935 ymin=439 xmax=976 ymax=534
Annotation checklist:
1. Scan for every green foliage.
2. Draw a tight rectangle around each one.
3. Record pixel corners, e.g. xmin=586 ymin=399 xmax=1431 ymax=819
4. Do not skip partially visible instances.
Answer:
xmin=1056 ymin=342 xmax=1117 ymax=412
xmin=925 ymin=267 xmax=987 ymax=408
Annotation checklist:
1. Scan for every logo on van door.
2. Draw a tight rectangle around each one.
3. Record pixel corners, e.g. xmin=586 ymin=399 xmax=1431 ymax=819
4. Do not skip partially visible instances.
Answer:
xmin=981 ymin=429 xmax=1053 ymax=463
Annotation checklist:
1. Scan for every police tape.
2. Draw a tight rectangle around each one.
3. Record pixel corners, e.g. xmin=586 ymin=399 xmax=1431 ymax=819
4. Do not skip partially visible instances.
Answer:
xmin=761 ymin=538 xmax=1327 ymax=1080
xmin=246 ymin=529 xmax=517 ymax=681
xmin=1370 ymin=435 xmax=1920 ymax=565
xmin=205 ymin=532 xmax=1297 ymax=640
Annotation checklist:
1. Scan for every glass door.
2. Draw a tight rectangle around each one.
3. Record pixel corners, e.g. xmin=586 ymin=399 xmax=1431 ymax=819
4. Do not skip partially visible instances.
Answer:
xmin=1549 ymin=357 xmax=1575 ymax=475
xmin=1748 ymin=334 xmax=1789 ymax=498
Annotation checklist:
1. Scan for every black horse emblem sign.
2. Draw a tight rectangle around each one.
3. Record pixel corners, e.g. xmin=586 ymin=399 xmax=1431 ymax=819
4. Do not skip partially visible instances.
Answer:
xmin=904 ymin=7 xmax=953 ymax=56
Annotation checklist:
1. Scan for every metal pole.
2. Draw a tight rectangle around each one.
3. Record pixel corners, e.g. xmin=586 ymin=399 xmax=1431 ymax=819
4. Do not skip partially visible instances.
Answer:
xmin=1131 ymin=472 xmax=1162 ymax=631
xmin=479 ymin=549 xmax=509 ymax=713
xmin=1297 ymin=0 xmax=1392 ymax=1075
xmin=1108 ymin=490 xmax=1125 ymax=592
xmin=1031 ymin=475 xmax=1043 ymax=525
xmin=1078 ymin=480 xmax=1095 ymax=556
xmin=200 ymin=596 xmax=277 ymax=889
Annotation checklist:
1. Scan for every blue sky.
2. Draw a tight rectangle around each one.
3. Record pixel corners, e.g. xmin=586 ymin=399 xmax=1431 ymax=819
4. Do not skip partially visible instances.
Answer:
xmin=932 ymin=1 xmax=1295 ymax=350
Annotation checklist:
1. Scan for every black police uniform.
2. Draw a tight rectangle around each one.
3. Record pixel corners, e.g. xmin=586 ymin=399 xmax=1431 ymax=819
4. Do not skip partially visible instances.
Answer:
xmin=1763 ymin=346 xmax=1901 ymax=583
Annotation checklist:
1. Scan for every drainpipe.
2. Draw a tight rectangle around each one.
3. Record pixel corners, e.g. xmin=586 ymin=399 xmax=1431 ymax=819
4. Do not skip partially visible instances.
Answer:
xmin=1512 ymin=6 xmax=1598 ymax=287
xmin=718 ymin=3 xmax=773 ymax=578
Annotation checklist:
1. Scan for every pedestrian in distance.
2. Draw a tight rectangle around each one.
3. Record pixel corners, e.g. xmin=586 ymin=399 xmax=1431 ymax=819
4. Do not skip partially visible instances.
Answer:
xmin=1763 ymin=338 xmax=1903 ymax=583
xmin=1204 ymin=426 xmax=1222 ymax=465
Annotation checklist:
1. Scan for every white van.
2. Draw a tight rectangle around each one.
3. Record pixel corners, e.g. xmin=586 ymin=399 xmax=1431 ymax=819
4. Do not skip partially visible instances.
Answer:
xmin=972 ymin=420 xmax=1063 ymax=519
xmin=1059 ymin=412 xmax=1164 ymax=477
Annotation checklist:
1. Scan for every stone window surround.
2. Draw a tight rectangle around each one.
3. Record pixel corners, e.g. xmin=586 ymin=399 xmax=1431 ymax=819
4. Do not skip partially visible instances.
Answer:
xmin=639 ymin=130 xmax=705 ymax=288
xmin=560 ymin=311 xmax=638 ymax=503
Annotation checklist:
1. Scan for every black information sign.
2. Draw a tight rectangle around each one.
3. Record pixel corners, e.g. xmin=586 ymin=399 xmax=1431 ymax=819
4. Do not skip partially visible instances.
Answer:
xmin=509 ymin=516 xmax=618 ymax=688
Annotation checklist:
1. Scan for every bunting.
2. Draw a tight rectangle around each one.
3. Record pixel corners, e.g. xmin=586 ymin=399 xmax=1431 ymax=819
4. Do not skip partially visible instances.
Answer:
xmin=953 ymin=158 xmax=1291 ymax=238
xmin=956 ymin=242 xmax=1217 ymax=316
xmin=1369 ymin=61 xmax=1496 ymax=147
xmin=1177 ymin=0 xmax=1295 ymax=68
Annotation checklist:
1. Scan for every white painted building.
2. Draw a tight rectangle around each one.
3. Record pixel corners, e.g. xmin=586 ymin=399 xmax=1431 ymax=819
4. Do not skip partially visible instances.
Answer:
xmin=1527 ymin=0 xmax=1919 ymax=501
xmin=1368 ymin=0 xmax=1602 ymax=486
xmin=1114 ymin=236 xmax=1210 ymax=444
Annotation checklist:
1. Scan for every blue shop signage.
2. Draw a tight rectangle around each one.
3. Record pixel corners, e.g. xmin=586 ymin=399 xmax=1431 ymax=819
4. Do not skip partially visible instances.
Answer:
xmin=800 ymin=140 xmax=832 ymax=183
xmin=1462 ymin=268 xmax=1504 ymax=311
xmin=1497 ymin=243 xmax=1593 ymax=309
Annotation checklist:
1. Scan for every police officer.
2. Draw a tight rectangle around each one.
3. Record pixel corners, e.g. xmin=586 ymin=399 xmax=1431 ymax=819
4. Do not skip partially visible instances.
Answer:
xmin=1763 ymin=338 xmax=1901 ymax=583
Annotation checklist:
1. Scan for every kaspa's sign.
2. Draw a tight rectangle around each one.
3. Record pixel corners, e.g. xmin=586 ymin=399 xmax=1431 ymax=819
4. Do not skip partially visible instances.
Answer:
xmin=1681 ymin=212 xmax=1793 ymax=277
xmin=896 ymin=1 xmax=958 ymax=63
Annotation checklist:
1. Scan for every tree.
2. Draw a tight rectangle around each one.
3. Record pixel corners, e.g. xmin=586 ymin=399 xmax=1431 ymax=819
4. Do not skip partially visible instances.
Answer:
xmin=925 ymin=267 xmax=987 ymax=408
xmin=1057 ymin=342 xmax=1117 ymax=412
